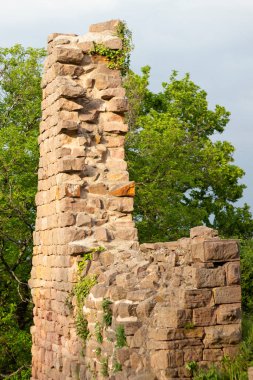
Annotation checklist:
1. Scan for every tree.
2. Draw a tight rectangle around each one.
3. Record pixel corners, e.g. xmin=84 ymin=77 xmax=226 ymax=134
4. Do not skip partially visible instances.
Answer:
xmin=124 ymin=67 xmax=253 ymax=242
xmin=0 ymin=45 xmax=45 ymax=378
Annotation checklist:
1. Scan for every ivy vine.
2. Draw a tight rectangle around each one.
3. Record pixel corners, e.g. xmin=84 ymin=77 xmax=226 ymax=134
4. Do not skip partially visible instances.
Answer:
xmin=89 ymin=21 xmax=133 ymax=75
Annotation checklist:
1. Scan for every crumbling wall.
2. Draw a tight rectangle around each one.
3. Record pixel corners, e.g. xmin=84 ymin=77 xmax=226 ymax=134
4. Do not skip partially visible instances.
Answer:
xmin=30 ymin=20 xmax=241 ymax=380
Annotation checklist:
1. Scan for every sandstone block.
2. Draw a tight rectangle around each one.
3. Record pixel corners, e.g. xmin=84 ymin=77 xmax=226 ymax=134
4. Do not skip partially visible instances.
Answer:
xmin=113 ymin=227 xmax=138 ymax=241
xmin=53 ymin=46 xmax=83 ymax=64
xmin=150 ymin=350 xmax=184 ymax=370
xmin=76 ymin=213 xmax=92 ymax=227
xmin=225 ymin=261 xmax=240 ymax=285
xmin=204 ymin=324 xmax=241 ymax=347
xmin=216 ymin=303 xmax=241 ymax=324
xmin=155 ymin=307 xmax=192 ymax=328
xmin=192 ymin=240 xmax=239 ymax=262
xmin=107 ymin=97 xmax=128 ymax=112
xmin=56 ymin=120 xmax=79 ymax=133
xmin=193 ymin=307 xmax=216 ymax=326
xmin=190 ymin=226 xmax=218 ymax=238
xmin=104 ymin=135 xmax=125 ymax=148
xmin=184 ymin=289 xmax=212 ymax=308
xmin=89 ymin=20 xmax=121 ymax=33
xmin=106 ymin=197 xmax=133 ymax=212
xmin=99 ymin=87 xmax=125 ymax=100
xmin=102 ymin=121 xmax=128 ymax=133
xmin=88 ymin=183 xmax=107 ymax=195
xmin=94 ymin=227 xmax=109 ymax=241
xmin=65 ymin=183 xmax=81 ymax=198
xmin=213 ymin=286 xmax=241 ymax=304
xmin=203 ymin=348 xmax=223 ymax=361
xmin=184 ymin=346 xmax=203 ymax=362
xmin=223 ymin=345 xmax=240 ymax=358
xmin=59 ymin=157 xmax=86 ymax=172
xmin=109 ymin=182 xmax=135 ymax=197
xmin=193 ymin=267 xmax=225 ymax=288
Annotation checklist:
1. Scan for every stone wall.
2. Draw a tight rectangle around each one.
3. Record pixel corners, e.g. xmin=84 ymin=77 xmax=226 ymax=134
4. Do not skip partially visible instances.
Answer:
xmin=30 ymin=20 xmax=242 ymax=380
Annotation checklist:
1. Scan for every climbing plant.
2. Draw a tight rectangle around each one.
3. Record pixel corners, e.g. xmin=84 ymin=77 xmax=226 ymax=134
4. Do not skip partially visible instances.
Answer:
xmin=89 ymin=21 xmax=133 ymax=75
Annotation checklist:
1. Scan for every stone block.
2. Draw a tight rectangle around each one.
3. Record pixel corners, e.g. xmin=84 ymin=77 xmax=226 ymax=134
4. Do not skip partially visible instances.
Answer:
xmin=193 ymin=267 xmax=225 ymax=288
xmin=155 ymin=307 xmax=192 ymax=328
xmin=223 ymin=345 xmax=240 ymax=358
xmin=184 ymin=289 xmax=212 ymax=308
xmin=88 ymin=183 xmax=107 ymax=195
xmin=76 ymin=213 xmax=92 ymax=227
xmin=65 ymin=183 xmax=81 ymax=198
xmin=225 ymin=261 xmax=240 ymax=285
xmin=107 ymin=97 xmax=128 ymax=112
xmin=99 ymin=87 xmax=125 ymax=100
xmin=106 ymin=197 xmax=133 ymax=212
xmin=192 ymin=240 xmax=239 ymax=262
xmin=109 ymin=182 xmax=135 ymax=197
xmin=53 ymin=46 xmax=83 ymax=64
xmin=216 ymin=303 xmax=241 ymax=324
xmin=102 ymin=121 xmax=128 ymax=133
xmin=184 ymin=346 xmax=203 ymax=362
xmin=104 ymin=135 xmax=125 ymax=148
xmin=204 ymin=324 xmax=241 ymax=347
xmin=89 ymin=19 xmax=121 ymax=33
xmin=94 ymin=227 xmax=109 ymax=242
xmin=150 ymin=350 xmax=184 ymax=369
xmin=203 ymin=349 xmax=223 ymax=361
xmin=190 ymin=226 xmax=218 ymax=238
xmin=213 ymin=286 xmax=241 ymax=304
xmin=193 ymin=307 xmax=216 ymax=326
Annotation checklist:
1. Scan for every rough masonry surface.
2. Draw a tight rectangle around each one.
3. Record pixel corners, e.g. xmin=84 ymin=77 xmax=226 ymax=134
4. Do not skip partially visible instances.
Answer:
xmin=30 ymin=20 xmax=242 ymax=380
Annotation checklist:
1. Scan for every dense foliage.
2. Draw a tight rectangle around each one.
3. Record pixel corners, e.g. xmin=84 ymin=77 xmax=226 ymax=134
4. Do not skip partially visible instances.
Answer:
xmin=0 ymin=45 xmax=45 ymax=378
xmin=124 ymin=67 xmax=253 ymax=242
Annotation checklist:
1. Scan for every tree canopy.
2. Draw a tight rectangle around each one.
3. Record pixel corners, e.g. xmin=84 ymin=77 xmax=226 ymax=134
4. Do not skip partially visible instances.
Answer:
xmin=124 ymin=67 xmax=253 ymax=242
xmin=0 ymin=45 xmax=45 ymax=378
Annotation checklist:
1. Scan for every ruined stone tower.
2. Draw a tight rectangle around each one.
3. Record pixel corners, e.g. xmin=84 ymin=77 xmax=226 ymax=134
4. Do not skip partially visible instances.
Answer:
xmin=30 ymin=20 xmax=242 ymax=380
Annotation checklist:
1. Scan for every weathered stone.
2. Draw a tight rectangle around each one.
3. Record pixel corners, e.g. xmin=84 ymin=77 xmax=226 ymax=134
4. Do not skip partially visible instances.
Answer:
xmin=88 ymin=183 xmax=107 ymax=195
xmin=155 ymin=307 xmax=192 ymax=328
xmin=89 ymin=19 xmax=121 ymax=33
xmin=216 ymin=303 xmax=241 ymax=324
xmin=203 ymin=348 xmax=223 ymax=361
xmin=183 ymin=289 xmax=212 ymax=308
xmin=53 ymin=46 xmax=83 ymax=64
xmin=225 ymin=261 xmax=240 ymax=285
xmin=193 ymin=307 xmax=216 ymax=326
xmin=192 ymin=240 xmax=239 ymax=262
xmin=190 ymin=226 xmax=218 ymax=239
xmin=204 ymin=324 xmax=241 ymax=347
xmin=94 ymin=227 xmax=109 ymax=242
xmin=109 ymin=182 xmax=135 ymax=197
xmin=76 ymin=213 xmax=92 ymax=227
xmin=184 ymin=346 xmax=203 ymax=362
xmin=107 ymin=97 xmax=128 ymax=112
xmin=193 ymin=267 xmax=225 ymax=288
xmin=213 ymin=286 xmax=241 ymax=304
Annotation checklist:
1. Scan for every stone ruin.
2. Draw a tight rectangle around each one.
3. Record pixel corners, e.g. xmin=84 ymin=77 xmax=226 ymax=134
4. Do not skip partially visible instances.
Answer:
xmin=29 ymin=20 xmax=242 ymax=380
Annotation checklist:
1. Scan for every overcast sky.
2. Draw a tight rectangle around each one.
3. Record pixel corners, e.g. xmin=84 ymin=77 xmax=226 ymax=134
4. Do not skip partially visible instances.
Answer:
xmin=1 ymin=0 xmax=252 ymax=208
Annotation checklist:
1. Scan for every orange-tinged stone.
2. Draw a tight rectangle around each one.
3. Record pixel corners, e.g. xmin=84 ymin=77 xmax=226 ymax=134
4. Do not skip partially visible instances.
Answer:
xmin=109 ymin=182 xmax=135 ymax=197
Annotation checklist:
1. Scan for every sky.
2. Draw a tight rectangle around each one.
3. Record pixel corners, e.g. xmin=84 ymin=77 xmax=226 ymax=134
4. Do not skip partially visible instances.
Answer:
xmin=0 ymin=0 xmax=252 ymax=208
